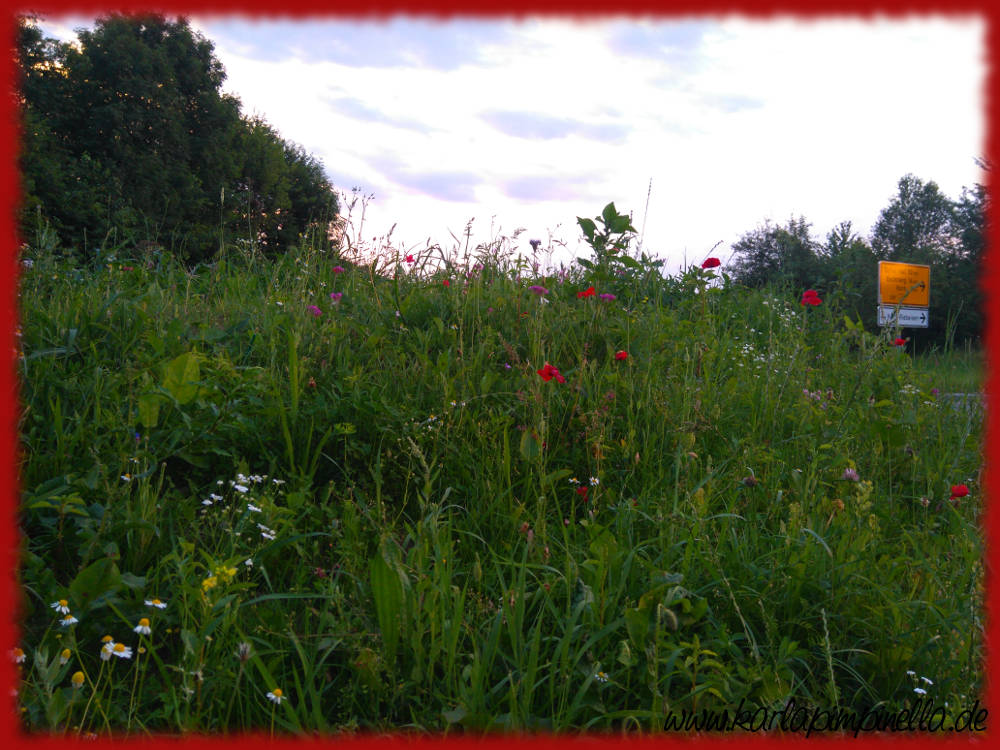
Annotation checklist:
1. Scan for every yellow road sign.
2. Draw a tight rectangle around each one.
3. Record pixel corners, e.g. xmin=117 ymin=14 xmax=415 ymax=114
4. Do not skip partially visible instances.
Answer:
xmin=878 ymin=261 xmax=930 ymax=307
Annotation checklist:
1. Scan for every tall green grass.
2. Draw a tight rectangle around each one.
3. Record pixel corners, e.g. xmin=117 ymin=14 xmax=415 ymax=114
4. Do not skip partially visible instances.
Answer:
xmin=15 ymin=232 xmax=983 ymax=734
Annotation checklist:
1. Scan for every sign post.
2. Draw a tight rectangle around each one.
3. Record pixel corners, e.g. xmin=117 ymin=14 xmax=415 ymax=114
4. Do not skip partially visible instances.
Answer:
xmin=877 ymin=261 xmax=930 ymax=329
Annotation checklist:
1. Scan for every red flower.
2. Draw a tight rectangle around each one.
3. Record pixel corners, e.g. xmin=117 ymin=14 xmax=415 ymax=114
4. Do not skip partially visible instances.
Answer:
xmin=536 ymin=363 xmax=566 ymax=383
xmin=576 ymin=486 xmax=589 ymax=501
xmin=950 ymin=484 xmax=970 ymax=500
xmin=405 ymin=254 xmax=415 ymax=263
xmin=893 ymin=338 xmax=906 ymax=346
xmin=577 ymin=286 xmax=596 ymax=298
xmin=442 ymin=279 xmax=450 ymax=287
xmin=701 ymin=257 xmax=721 ymax=269
xmin=614 ymin=350 xmax=628 ymax=360
xmin=801 ymin=289 xmax=822 ymax=306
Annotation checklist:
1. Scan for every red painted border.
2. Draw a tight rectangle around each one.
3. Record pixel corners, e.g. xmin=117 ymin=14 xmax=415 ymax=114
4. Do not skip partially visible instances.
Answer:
xmin=3 ymin=1 xmax=995 ymax=748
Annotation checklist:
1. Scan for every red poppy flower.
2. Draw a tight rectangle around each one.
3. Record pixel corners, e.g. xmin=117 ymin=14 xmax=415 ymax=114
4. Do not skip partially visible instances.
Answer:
xmin=615 ymin=351 xmax=628 ymax=360
xmin=801 ymin=290 xmax=822 ymax=306
xmin=893 ymin=338 xmax=906 ymax=346
xmin=405 ymin=255 xmax=415 ymax=263
xmin=442 ymin=279 xmax=450 ymax=287
xmin=950 ymin=484 xmax=970 ymax=500
xmin=701 ymin=257 xmax=721 ymax=269
xmin=536 ymin=363 xmax=566 ymax=383
xmin=577 ymin=286 xmax=596 ymax=298
xmin=576 ymin=486 xmax=589 ymax=501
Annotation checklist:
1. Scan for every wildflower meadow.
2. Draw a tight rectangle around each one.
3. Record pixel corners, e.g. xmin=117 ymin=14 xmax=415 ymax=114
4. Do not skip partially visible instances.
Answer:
xmin=14 ymin=203 xmax=984 ymax=735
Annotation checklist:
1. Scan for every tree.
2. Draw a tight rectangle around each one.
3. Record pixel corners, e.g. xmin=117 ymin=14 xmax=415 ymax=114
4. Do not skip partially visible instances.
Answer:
xmin=870 ymin=173 xmax=984 ymax=348
xmin=16 ymin=14 xmax=338 ymax=262
xmin=870 ymin=174 xmax=957 ymax=262
xmin=822 ymin=221 xmax=878 ymax=328
xmin=729 ymin=216 xmax=826 ymax=291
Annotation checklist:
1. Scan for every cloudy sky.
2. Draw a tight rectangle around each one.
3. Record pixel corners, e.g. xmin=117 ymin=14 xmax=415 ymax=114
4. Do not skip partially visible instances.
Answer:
xmin=39 ymin=14 xmax=986 ymax=274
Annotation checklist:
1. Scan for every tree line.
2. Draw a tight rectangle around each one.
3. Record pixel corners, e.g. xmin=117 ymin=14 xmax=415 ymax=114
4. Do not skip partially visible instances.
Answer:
xmin=16 ymin=14 xmax=339 ymax=264
xmin=725 ymin=171 xmax=987 ymax=348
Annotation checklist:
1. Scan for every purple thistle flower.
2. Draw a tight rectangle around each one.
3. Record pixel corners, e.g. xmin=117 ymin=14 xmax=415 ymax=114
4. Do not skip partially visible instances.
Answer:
xmin=307 ymin=305 xmax=322 ymax=317
xmin=841 ymin=467 xmax=860 ymax=482
xmin=599 ymin=293 xmax=616 ymax=301
xmin=528 ymin=285 xmax=549 ymax=296
xmin=332 ymin=266 xmax=345 ymax=274
xmin=529 ymin=239 xmax=542 ymax=250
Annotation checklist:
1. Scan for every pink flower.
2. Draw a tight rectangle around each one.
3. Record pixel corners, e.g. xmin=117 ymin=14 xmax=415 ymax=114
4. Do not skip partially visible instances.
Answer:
xmin=536 ymin=363 xmax=566 ymax=383
xmin=307 ymin=305 xmax=322 ymax=317
xmin=701 ymin=257 xmax=721 ymax=269
xmin=332 ymin=266 xmax=345 ymax=274
xmin=599 ymin=293 xmax=616 ymax=301
xmin=528 ymin=285 xmax=549 ymax=296
xmin=329 ymin=292 xmax=343 ymax=304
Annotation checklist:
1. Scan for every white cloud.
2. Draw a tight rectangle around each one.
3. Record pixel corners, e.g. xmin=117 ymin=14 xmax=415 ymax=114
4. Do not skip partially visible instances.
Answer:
xmin=33 ymin=14 xmax=985 ymax=275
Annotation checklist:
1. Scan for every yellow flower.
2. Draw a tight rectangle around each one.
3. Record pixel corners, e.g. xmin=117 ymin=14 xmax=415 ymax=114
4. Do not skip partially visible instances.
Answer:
xmin=60 ymin=648 xmax=71 ymax=665
xmin=202 ymin=576 xmax=218 ymax=591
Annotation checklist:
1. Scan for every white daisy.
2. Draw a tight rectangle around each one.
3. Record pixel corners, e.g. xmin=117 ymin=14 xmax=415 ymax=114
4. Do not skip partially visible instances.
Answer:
xmin=50 ymin=599 xmax=71 ymax=614
xmin=266 ymin=688 xmax=286 ymax=704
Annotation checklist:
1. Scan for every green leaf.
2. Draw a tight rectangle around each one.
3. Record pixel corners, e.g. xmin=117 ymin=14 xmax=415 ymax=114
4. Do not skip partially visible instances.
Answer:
xmin=68 ymin=558 xmax=122 ymax=613
xmin=625 ymin=607 xmax=649 ymax=646
xmin=137 ymin=393 xmax=161 ymax=428
xmin=541 ymin=468 xmax=572 ymax=488
xmin=601 ymin=202 xmax=618 ymax=226
xmin=577 ymin=257 xmax=594 ymax=270
xmin=120 ymin=572 xmax=147 ymax=590
xmin=334 ymin=422 xmax=356 ymax=435
xmin=519 ymin=430 xmax=541 ymax=461
xmin=442 ymin=707 xmax=468 ymax=724
xmin=162 ymin=351 xmax=201 ymax=405
xmin=611 ymin=216 xmax=635 ymax=234
xmin=577 ymin=217 xmax=596 ymax=242
xmin=370 ymin=539 xmax=407 ymax=669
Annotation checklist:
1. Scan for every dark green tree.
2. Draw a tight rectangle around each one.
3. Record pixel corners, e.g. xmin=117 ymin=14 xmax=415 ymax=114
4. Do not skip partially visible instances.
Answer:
xmin=17 ymin=14 xmax=338 ymax=262
xmin=822 ymin=221 xmax=878 ymax=328
xmin=729 ymin=216 xmax=826 ymax=292
xmin=870 ymin=173 xmax=984 ymax=348
xmin=871 ymin=174 xmax=956 ymax=262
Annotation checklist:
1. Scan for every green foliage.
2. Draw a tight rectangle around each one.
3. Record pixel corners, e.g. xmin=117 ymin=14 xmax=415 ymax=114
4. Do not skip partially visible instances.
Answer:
xmin=16 ymin=215 xmax=983 ymax=734
xmin=727 ymin=172 xmax=986 ymax=350
xmin=16 ymin=14 xmax=338 ymax=264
